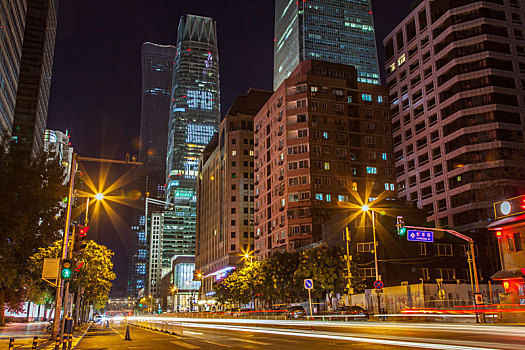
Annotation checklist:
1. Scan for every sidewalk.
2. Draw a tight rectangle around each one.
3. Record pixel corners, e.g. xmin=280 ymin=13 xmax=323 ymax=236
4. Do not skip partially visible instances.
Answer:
xmin=0 ymin=322 xmax=92 ymax=349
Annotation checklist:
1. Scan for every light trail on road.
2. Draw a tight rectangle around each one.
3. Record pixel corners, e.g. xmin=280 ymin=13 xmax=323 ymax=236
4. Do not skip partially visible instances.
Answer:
xmin=124 ymin=316 xmax=523 ymax=350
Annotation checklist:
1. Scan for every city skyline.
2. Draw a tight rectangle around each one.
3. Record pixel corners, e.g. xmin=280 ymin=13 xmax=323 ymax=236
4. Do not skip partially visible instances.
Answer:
xmin=46 ymin=0 xmax=413 ymax=289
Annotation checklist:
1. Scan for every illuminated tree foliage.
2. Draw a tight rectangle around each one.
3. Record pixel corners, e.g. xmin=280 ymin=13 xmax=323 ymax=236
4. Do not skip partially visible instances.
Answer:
xmin=214 ymin=245 xmax=365 ymax=307
xmin=0 ymin=148 xmax=67 ymax=326
xmin=28 ymin=239 xmax=116 ymax=312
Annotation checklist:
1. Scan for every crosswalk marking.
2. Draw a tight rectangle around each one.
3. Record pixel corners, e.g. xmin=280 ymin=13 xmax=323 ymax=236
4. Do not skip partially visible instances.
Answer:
xmin=170 ymin=340 xmax=201 ymax=349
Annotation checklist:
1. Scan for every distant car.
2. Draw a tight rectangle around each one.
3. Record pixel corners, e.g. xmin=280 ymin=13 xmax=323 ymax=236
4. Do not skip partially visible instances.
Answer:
xmin=93 ymin=314 xmax=103 ymax=322
xmin=334 ymin=306 xmax=369 ymax=321
xmin=286 ymin=305 xmax=307 ymax=319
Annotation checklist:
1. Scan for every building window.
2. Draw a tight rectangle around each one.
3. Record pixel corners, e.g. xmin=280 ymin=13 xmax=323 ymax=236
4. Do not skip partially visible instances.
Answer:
xmin=315 ymin=193 xmax=323 ymax=200
xmin=421 ymin=268 xmax=429 ymax=280
xmin=382 ymin=153 xmax=387 ymax=160
xmin=296 ymin=100 xmax=307 ymax=108
xmin=378 ymin=95 xmax=383 ymax=103
xmin=419 ymin=243 xmax=427 ymax=256
xmin=436 ymin=243 xmax=453 ymax=256
xmin=298 ymin=129 xmax=308 ymax=138
xmin=324 ymin=162 xmax=330 ymax=170
xmin=231 ymin=150 xmax=236 ymax=156
xmin=461 ymin=245 xmax=479 ymax=256
xmin=231 ymin=220 xmax=236 ymax=226
xmin=231 ymin=244 xmax=236 ymax=251
xmin=326 ymin=194 xmax=331 ymax=202
xmin=366 ymin=167 xmax=377 ymax=174
xmin=362 ymin=94 xmax=372 ymax=102
xmin=359 ymin=268 xmax=376 ymax=278
xmin=357 ymin=242 xmax=374 ymax=252
xmin=397 ymin=54 xmax=406 ymax=66
xmin=338 ymin=195 xmax=348 ymax=202
xmin=437 ymin=268 xmax=456 ymax=281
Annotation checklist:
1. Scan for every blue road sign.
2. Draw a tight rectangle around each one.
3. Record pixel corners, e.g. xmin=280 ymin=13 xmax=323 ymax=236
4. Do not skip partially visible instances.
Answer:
xmin=374 ymin=280 xmax=383 ymax=289
xmin=304 ymin=279 xmax=313 ymax=290
xmin=407 ymin=230 xmax=434 ymax=242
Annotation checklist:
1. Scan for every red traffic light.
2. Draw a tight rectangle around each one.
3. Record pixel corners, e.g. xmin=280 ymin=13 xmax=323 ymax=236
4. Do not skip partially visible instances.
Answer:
xmin=78 ymin=226 xmax=89 ymax=236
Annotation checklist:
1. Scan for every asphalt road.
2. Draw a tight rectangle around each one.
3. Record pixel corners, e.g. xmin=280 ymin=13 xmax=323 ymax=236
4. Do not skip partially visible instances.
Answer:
xmin=74 ymin=319 xmax=525 ymax=350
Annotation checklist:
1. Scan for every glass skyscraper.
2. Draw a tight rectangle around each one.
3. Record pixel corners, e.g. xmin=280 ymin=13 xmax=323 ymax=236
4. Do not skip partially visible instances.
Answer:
xmin=140 ymin=43 xmax=176 ymax=200
xmin=11 ymin=0 xmax=59 ymax=158
xmin=166 ymin=14 xmax=220 ymax=220
xmin=273 ymin=0 xmax=380 ymax=90
xmin=0 ymin=0 xmax=26 ymax=148
xmin=166 ymin=14 xmax=220 ymax=201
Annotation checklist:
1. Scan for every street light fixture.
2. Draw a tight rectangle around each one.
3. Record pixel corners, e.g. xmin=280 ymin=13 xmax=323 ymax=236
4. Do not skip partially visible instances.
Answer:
xmin=361 ymin=203 xmax=381 ymax=314
xmin=94 ymin=193 xmax=104 ymax=201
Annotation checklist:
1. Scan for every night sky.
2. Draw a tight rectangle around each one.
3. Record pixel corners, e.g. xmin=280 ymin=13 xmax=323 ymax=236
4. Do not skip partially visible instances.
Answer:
xmin=46 ymin=0 xmax=413 ymax=291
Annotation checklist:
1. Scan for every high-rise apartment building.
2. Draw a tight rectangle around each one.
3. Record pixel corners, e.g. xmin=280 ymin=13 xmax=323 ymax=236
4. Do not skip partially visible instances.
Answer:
xmin=273 ymin=0 xmax=380 ymax=90
xmin=166 ymin=14 xmax=220 ymax=203
xmin=384 ymin=0 xmax=525 ymax=274
xmin=0 ymin=1 xmax=26 ymax=147
xmin=11 ymin=0 xmax=59 ymax=158
xmin=196 ymin=89 xmax=272 ymax=297
xmin=147 ymin=210 xmax=196 ymax=297
xmin=127 ymin=216 xmax=147 ymax=297
xmin=43 ymin=129 xmax=73 ymax=182
xmin=140 ymin=43 xmax=176 ymax=200
xmin=254 ymin=60 xmax=395 ymax=259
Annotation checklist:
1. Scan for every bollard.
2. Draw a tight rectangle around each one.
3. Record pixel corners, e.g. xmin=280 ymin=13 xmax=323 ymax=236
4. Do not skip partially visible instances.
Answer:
xmin=124 ymin=325 xmax=132 ymax=340
xmin=54 ymin=334 xmax=61 ymax=350
xmin=32 ymin=336 xmax=38 ymax=349
xmin=106 ymin=320 xmax=110 ymax=328
xmin=8 ymin=339 xmax=14 ymax=350
xmin=67 ymin=333 xmax=73 ymax=350
xmin=62 ymin=334 xmax=68 ymax=350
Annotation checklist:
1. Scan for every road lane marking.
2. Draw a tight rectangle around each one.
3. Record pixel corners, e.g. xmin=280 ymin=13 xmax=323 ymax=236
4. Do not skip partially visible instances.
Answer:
xmin=231 ymin=337 xmax=270 ymax=346
xmin=181 ymin=323 xmax=501 ymax=350
xmin=108 ymin=325 xmax=124 ymax=339
xmin=184 ymin=331 xmax=204 ymax=335
xmin=170 ymin=340 xmax=200 ymax=349
xmin=203 ymin=340 xmax=232 ymax=347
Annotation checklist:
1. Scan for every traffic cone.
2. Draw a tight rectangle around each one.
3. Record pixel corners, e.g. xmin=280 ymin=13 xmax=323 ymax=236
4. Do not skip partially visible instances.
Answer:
xmin=125 ymin=325 xmax=132 ymax=340
xmin=32 ymin=336 xmax=38 ymax=349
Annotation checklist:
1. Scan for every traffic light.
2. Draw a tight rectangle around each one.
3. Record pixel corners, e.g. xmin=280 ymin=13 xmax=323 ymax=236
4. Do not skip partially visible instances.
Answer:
xmin=73 ymin=225 xmax=89 ymax=254
xmin=60 ymin=259 xmax=74 ymax=281
xmin=396 ymin=216 xmax=407 ymax=236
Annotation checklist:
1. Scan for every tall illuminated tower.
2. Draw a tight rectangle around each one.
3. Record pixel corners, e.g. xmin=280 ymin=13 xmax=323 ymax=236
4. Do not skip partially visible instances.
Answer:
xmin=273 ymin=0 xmax=380 ymax=90
xmin=140 ymin=42 xmax=176 ymax=200
xmin=166 ymin=15 xmax=220 ymax=204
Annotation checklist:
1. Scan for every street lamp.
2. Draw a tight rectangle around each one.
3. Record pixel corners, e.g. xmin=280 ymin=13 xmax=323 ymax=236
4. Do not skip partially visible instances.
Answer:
xmin=244 ymin=253 xmax=254 ymax=264
xmin=171 ymin=286 xmax=178 ymax=313
xmin=361 ymin=204 xmax=381 ymax=314
xmin=94 ymin=193 xmax=104 ymax=201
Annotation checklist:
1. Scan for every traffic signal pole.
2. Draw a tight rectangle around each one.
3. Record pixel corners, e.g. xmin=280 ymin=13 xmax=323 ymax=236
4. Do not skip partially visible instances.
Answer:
xmin=401 ymin=222 xmax=482 ymax=322
xmin=51 ymin=154 xmax=77 ymax=339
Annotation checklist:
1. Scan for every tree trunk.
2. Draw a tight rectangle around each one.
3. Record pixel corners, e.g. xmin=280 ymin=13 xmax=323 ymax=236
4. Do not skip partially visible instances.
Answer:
xmin=0 ymin=288 xmax=6 ymax=327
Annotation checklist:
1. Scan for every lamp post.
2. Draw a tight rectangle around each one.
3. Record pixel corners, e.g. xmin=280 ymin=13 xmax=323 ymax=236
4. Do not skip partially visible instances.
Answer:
xmin=361 ymin=204 xmax=381 ymax=314
xmin=243 ymin=253 xmax=254 ymax=264
xmin=171 ymin=286 xmax=178 ymax=313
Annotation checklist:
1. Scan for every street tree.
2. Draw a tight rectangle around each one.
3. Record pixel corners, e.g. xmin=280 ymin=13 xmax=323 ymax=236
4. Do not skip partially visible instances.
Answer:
xmin=0 ymin=147 xmax=67 ymax=326
xmin=28 ymin=239 xmax=116 ymax=315
xmin=294 ymin=245 xmax=349 ymax=299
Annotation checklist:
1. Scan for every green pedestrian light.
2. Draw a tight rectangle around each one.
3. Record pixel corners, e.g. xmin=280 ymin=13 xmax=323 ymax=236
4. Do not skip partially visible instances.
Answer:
xmin=60 ymin=259 xmax=74 ymax=281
